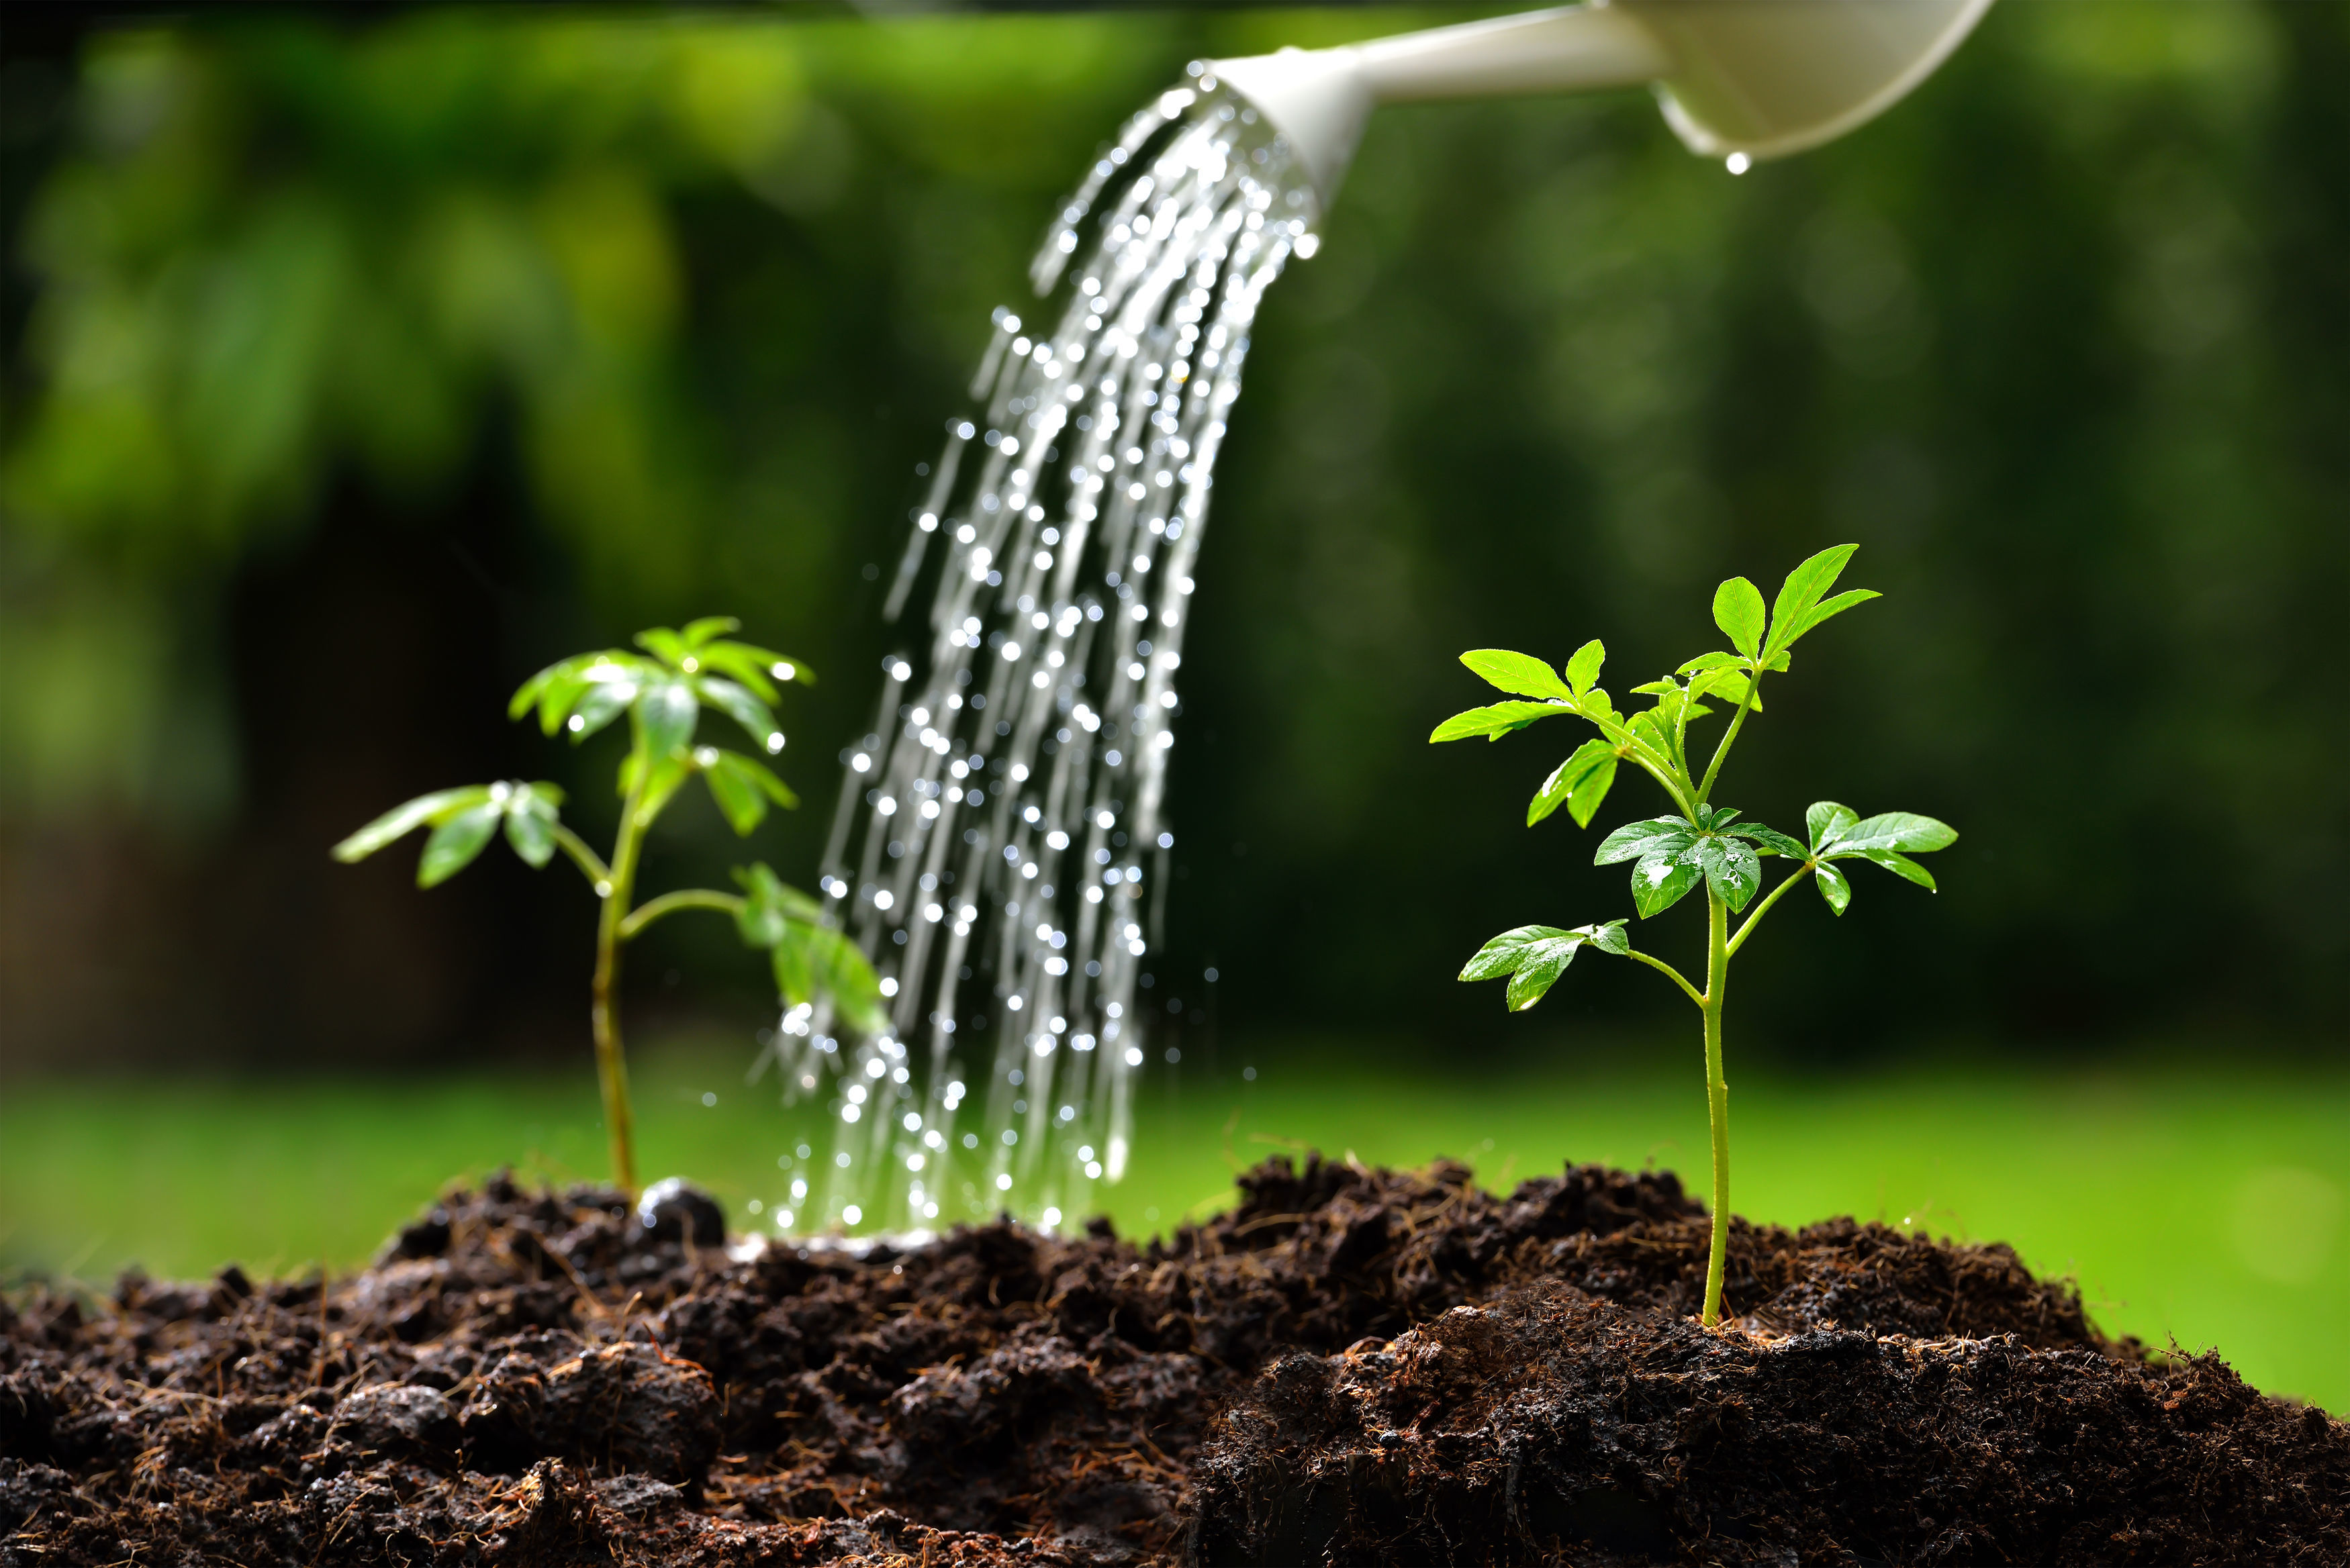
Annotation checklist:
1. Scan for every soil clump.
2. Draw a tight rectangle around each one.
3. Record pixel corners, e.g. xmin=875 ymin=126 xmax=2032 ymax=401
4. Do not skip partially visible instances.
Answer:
xmin=3 ymin=1157 xmax=2343 ymax=1564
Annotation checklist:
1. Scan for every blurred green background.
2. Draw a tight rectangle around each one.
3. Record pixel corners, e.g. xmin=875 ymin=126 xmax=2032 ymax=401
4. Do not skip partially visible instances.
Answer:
xmin=2 ymin=4 xmax=2345 ymax=1408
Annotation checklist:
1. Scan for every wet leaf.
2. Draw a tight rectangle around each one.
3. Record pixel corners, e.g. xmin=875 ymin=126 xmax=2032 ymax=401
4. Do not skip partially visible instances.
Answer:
xmin=1713 ymin=576 xmax=1767 ymax=658
xmin=1429 ymin=700 xmax=1570 ymax=744
xmin=503 ymin=795 xmax=557 ymax=867
xmin=1458 ymin=924 xmax=1578 ymax=982
xmin=814 ymin=926 xmax=887 ymax=1033
xmin=1836 ymin=812 xmax=1958 ymax=854
xmin=636 ymin=679 xmax=699 ymax=758
xmin=694 ymin=676 xmax=782 ymax=751
xmin=1564 ymin=639 xmax=1605 ymax=696
xmin=1815 ymin=863 xmax=1852 ymax=914
xmin=418 ymin=803 xmax=499 ymax=887
xmin=1726 ymin=822 xmax=1807 ymax=859
xmin=1586 ymin=919 xmax=1630 ymax=955
xmin=1766 ymin=544 xmax=1859 ymax=654
xmin=1695 ymin=835 xmax=1762 ymax=912
xmin=702 ymin=751 xmax=800 ymax=836
xmin=1595 ymin=817 xmax=1695 ymax=866
xmin=1527 ymin=739 xmax=1615 ymax=827
xmin=1506 ymin=937 xmax=1583 ymax=1011
xmin=770 ymin=925 xmax=817 ymax=1007
xmin=331 ymin=786 xmax=489 ymax=863
xmin=1460 ymin=649 xmax=1572 ymax=702
xmin=1698 ymin=805 xmax=1741 ymax=830
xmin=1631 ymin=852 xmax=1703 ymax=918
xmin=1806 ymin=801 xmax=1859 ymax=854
xmin=1856 ymin=847 xmax=1938 ymax=891
xmin=569 ymin=680 xmax=634 ymax=742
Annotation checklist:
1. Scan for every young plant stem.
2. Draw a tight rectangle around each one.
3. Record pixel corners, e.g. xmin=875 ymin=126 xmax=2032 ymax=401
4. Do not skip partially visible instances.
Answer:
xmin=1695 ymin=673 xmax=1760 ymax=805
xmin=618 ymin=888 xmax=745 ymax=941
xmin=1700 ymin=888 xmax=1732 ymax=1328
xmin=592 ymin=767 xmax=650 ymax=1197
xmin=1726 ymin=865 xmax=1809 ymax=959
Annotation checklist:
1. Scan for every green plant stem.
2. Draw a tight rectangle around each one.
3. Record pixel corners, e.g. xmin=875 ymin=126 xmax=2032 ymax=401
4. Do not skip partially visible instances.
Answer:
xmin=1695 ymin=672 xmax=1760 ymax=805
xmin=1726 ymin=864 xmax=1811 ymax=958
xmin=551 ymin=824 xmax=611 ymax=885
xmin=592 ymin=769 xmax=650 ymax=1197
xmin=618 ymin=889 xmax=745 ymax=941
xmin=1624 ymin=946 xmax=1705 ymax=1008
xmin=1700 ymin=889 xmax=1732 ymax=1329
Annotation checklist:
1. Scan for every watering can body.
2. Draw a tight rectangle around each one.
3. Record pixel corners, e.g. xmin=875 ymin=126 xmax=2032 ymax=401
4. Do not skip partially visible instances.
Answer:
xmin=1211 ymin=0 xmax=1997 ymax=201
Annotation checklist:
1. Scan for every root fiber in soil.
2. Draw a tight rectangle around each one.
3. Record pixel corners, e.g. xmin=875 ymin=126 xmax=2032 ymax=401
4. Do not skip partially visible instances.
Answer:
xmin=3 ymin=1157 xmax=2343 ymax=1565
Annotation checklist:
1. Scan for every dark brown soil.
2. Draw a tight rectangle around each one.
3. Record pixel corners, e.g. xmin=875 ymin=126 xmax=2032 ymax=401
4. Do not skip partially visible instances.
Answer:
xmin=3 ymin=1157 xmax=2343 ymax=1565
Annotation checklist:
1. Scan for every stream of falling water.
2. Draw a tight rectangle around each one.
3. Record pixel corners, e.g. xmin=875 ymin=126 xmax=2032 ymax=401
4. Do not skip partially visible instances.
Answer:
xmin=761 ymin=77 xmax=1317 ymax=1235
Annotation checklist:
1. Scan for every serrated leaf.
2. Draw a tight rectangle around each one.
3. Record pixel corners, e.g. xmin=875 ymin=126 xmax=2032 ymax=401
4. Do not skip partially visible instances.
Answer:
xmin=1695 ymin=836 xmax=1762 ymax=912
xmin=1527 ymin=739 xmax=1615 ymax=827
xmin=1506 ymin=937 xmax=1583 ymax=1011
xmin=1726 ymin=822 xmax=1807 ymax=858
xmin=694 ymin=676 xmax=782 ymax=752
xmin=1458 ymin=924 xmax=1579 ymax=982
xmin=1854 ymin=847 xmax=1938 ymax=890
xmin=1689 ymin=666 xmax=1760 ymax=712
xmin=1460 ymin=649 xmax=1572 ymax=702
xmin=1698 ymin=805 xmax=1741 ymax=830
xmin=1713 ymin=577 xmax=1767 ymax=659
xmin=1631 ymin=852 xmax=1703 ymax=918
xmin=1564 ymin=639 xmax=1605 ymax=696
xmin=1836 ymin=812 xmax=1958 ymax=854
xmin=1677 ymin=651 xmax=1741 ymax=674
xmin=1766 ymin=544 xmax=1859 ymax=654
xmin=1629 ymin=679 xmax=1679 ymax=696
xmin=1793 ymin=589 xmax=1881 ymax=642
xmin=1595 ymin=817 xmax=1695 ymax=866
xmin=636 ymin=679 xmax=699 ymax=758
xmin=1806 ymin=801 xmax=1859 ymax=854
xmin=418 ymin=803 xmax=500 ymax=887
xmin=1429 ymin=700 xmax=1570 ymax=744
xmin=332 ymin=786 xmax=491 ymax=863
xmin=1581 ymin=688 xmax=1616 ymax=724
xmin=1815 ymin=863 xmax=1852 ymax=915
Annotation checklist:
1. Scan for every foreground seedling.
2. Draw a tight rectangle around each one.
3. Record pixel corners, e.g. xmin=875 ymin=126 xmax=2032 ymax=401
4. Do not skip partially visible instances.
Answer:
xmin=334 ymin=617 xmax=883 ymax=1193
xmin=1433 ymin=544 xmax=1955 ymax=1326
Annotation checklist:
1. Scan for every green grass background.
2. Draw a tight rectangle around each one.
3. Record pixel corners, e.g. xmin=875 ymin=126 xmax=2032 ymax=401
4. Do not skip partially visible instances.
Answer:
xmin=4 ymin=1037 xmax=2343 ymax=1414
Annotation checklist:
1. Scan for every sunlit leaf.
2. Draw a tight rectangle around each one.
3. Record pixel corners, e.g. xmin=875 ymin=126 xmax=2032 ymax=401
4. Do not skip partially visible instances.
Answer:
xmin=1677 ymin=650 xmax=1740 ymax=674
xmin=1815 ymin=863 xmax=1852 ymax=915
xmin=693 ymin=676 xmax=781 ymax=751
xmin=1595 ymin=817 xmax=1694 ymax=866
xmin=1631 ymin=852 xmax=1703 ymax=918
xmin=1695 ymin=835 xmax=1761 ymax=912
xmin=636 ymin=679 xmax=699 ymax=757
xmin=331 ymin=786 xmax=489 ymax=863
xmin=636 ymin=626 xmax=690 ymax=666
xmin=1566 ymin=752 xmax=1618 ymax=828
xmin=677 ymin=616 xmax=741 ymax=650
xmin=1460 ymin=649 xmax=1572 ymax=702
xmin=770 ymin=926 xmax=817 ymax=1006
xmin=705 ymin=640 xmax=812 ymax=687
xmin=636 ymin=752 xmax=691 ymax=820
xmin=418 ymin=803 xmax=499 ymax=887
xmin=812 ymin=926 xmax=887 ymax=1033
xmin=1806 ymin=801 xmax=1859 ymax=854
xmin=1689 ymin=666 xmax=1760 ymax=712
xmin=1835 ymin=812 xmax=1958 ymax=854
xmin=1629 ymin=679 xmax=1679 ymax=696
xmin=1527 ymin=739 xmax=1614 ymax=827
xmin=703 ymin=760 xmax=767 ymax=835
xmin=1713 ymin=576 xmax=1767 ymax=659
xmin=1458 ymin=924 xmax=1577 ymax=981
xmin=1766 ymin=544 xmax=1859 ymax=654
xmin=1429 ymin=700 xmax=1570 ymax=744
xmin=1564 ymin=639 xmax=1605 ymax=696
xmin=1793 ymin=589 xmax=1881 ymax=642
xmin=569 ymin=680 xmax=633 ymax=742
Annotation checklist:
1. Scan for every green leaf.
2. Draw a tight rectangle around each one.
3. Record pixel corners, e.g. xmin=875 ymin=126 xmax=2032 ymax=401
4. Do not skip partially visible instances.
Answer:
xmin=771 ymin=926 xmax=817 ymax=1008
xmin=1713 ymin=577 xmax=1767 ymax=660
xmin=1855 ymin=847 xmax=1938 ymax=891
xmin=1429 ymin=700 xmax=1570 ymax=744
xmin=1766 ymin=544 xmax=1859 ymax=654
xmin=569 ymin=680 xmax=634 ymax=742
xmin=1697 ymin=805 xmax=1740 ymax=830
xmin=702 ymin=750 xmax=800 ymax=836
xmin=677 ymin=616 xmax=741 ymax=650
xmin=813 ymin=926 xmax=888 ymax=1033
xmin=1836 ymin=812 xmax=1958 ymax=854
xmin=1586 ymin=919 xmax=1630 ymax=955
xmin=636 ymin=626 xmax=690 ymax=666
xmin=1695 ymin=836 xmax=1762 ymax=912
xmin=1726 ymin=822 xmax=1807 ymax=859
xmin=636 ymin=752 xmax=692 ymax=822
xmin=332 ymin=786 xmax=490 ymax=863
xmin=1676 ymin=651 xmax=1740 ymax=675
xmin=1564 ymin=639 xmax=1605 ymax=696
xmin=636 ymin=679 xmax=700 ymax=758
xmin=1527 ymin=739 xmax=1615 ymax=828
xmin=418 ymin=803 xmax=500 ymax=887
xmin=1506 ymin=937 xmax=1585 ymax=1011
xmin=1629 ymin=679 xmax=1679 ymax=696
xmin=704 ymin=640 xmax=812 ymax=688
xmin=502 ymin=788 xmax=559 ymax=868
xmin=1460 ymin=649 xmax=1572 ymax=702
xmin=1806 ymin=801 xmax=1859 ymax=854
xmin=1631 ymin=852 xmax=1703 ymax=918
xmin=1458 ymin=924 xmax=1579 ymax=982
xmin=694 ymin=676 xmax=782 ymax=752
xmin=1793 ymin=588 xmax=1880 ymax=641
xmin=1595 ymin=817 xmax=1695 ymax=866
xmin=1815 ymin=863 xmax=1852 ymax=915
xmin=1688 ymin=666 xmax=1760 ymax=712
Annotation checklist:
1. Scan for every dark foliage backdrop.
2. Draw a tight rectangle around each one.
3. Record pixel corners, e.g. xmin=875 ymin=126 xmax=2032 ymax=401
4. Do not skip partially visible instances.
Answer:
xmin=3 ymin=3 xmax=2343 ymax=1074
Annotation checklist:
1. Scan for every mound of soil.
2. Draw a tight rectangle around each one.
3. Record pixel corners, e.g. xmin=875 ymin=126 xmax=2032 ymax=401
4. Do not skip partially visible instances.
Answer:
xmin=3 ymin=1156 xmax=2343 ymax=1565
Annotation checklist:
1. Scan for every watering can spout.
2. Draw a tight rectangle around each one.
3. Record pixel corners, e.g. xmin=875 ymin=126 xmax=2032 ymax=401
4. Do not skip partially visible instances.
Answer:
xmin=1209 ymin=0 xmax=1996 ymax=205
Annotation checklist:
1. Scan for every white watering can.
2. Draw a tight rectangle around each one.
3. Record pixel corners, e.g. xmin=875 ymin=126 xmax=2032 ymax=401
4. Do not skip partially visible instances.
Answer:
xmin=1211 ymin=0 xmax=1996 ymax=201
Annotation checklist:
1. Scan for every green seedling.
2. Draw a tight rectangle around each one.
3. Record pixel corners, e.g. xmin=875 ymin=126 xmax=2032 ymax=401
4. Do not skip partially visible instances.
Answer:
xmin=1433 ymin=545 xmax=1955 ymax=1328
xmin=333 ymin=617 xmax=883 ymax=1195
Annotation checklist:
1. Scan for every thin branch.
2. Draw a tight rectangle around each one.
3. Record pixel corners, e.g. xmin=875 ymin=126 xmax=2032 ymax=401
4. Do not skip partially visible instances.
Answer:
xmin=1623 ymin=946 xmax=1706 ymax=1008
xmin=618 ymin=888 xmax=745 ymax=942
xmin=1696 ymin=667 xmax=1762 ymax=805
xmin=1726 ymin=865 xmax=1811 ymax=958
xmin=551 ymin=825 xmax=611 ymax=887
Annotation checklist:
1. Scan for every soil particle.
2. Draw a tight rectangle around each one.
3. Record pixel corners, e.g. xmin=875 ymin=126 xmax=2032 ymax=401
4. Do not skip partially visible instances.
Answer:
xmin=3 ymin=1155 xmax=2342 ymax=1565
